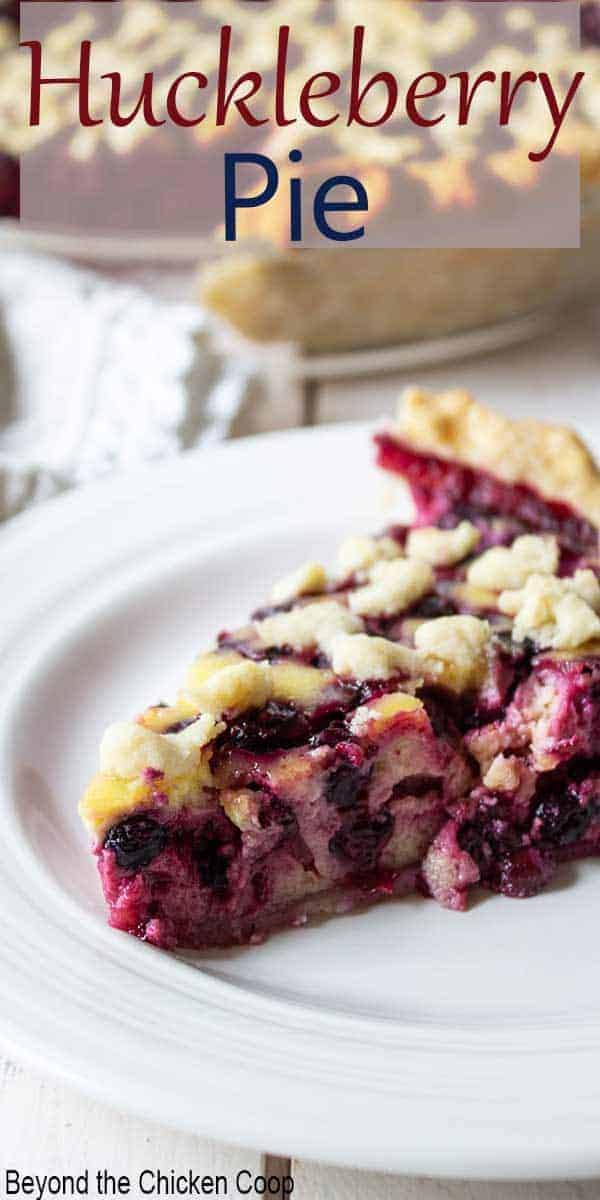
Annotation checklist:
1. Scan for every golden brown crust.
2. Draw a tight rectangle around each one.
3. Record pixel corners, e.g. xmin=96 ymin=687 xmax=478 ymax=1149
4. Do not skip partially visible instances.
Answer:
xmin=395 ymin=388 xmax=600 ymax=529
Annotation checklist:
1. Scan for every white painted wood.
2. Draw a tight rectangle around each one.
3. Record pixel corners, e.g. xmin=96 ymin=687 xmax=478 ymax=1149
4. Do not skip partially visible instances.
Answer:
xmin=4 ymin=1055 xmax=600 ymax=1198
xmin=292 ymin=1161 xmax=600 ymax=1199
xmin=0 ymin=1057 xmax=260 ymax=1184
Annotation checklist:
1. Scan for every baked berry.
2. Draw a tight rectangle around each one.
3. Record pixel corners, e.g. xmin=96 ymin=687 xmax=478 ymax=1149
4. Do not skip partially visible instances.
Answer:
xmin=533 ymin=794 xmax=591 ymax=847
xmin=488 ymin=848 xmax=556 ymax=899
xmin=329 ymin=808 xmax=393 ymax=872
xmin=325 ymin=763 xmax=366 ymax=811
xmin=196 ymin=820 xmax=240 ymax=897
xmin=105 ymin=816 xmax=167 ymax=871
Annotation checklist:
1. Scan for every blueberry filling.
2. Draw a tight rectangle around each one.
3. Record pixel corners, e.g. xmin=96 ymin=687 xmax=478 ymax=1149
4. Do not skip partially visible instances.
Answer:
xmin=259 ymin=794 xmax=315 ymax=870
xmin=309 ymin=720 xmax=353 ymax=748
xmin=325 ymin=763 xmax=369 ymax=811
xmin=457 ymin=756 xmax=600 ymax=900
xmin=419 ymin=688 xmax=464 ymax=743
xmin=459 ymin=810 xmax=518 ymax=865
xmin=329 ymin=808 xmax=394 ymax=872
xmin=217 ymin=699 xmax=356 ymax=755
xmin=458 ymin=811 xmax=556 ymax=898
xmin=532 ymin=793 xmax=593 ymax=847
xmin=486 ymin=848 xmax=556 ymax=899
xmin=104 ymin=815 xmax=168 ymax=871
xmin=375 ymin=433 xmax=598 ymax=555
xmin=252 ymin=870 xmax=269 ymax=906
xmin=222 ymin=701 xmax=312 ymax=752
xmin=411 ymin=593 xmax=458 ymax=620
xmin=196 ymin=819 xmax=240 ymax=897
xmin=393 ymin=774 xmax=443 ymax=799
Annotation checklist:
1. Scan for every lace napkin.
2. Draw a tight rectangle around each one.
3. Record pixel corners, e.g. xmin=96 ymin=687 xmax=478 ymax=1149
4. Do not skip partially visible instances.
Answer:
xmin=0 ymin=250 xmax=252 ymax=521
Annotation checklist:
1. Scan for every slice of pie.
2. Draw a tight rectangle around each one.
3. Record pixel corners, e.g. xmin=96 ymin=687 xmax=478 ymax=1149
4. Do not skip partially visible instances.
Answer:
xmin=80 ymin=389 xmax=600 ymax=948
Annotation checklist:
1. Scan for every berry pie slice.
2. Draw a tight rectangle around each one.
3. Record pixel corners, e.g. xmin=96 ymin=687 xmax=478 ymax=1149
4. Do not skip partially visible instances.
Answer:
xmin=80 ymin=389 xmax=600 ymax=949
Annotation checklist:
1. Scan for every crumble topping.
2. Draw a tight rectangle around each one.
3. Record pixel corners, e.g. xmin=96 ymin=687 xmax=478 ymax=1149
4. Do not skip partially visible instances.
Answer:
xmin=499 ymin=570 xmax=600 ymax=650
xmin=466 ymin=534 xmax=559 ymax=591
xmin=185 ymin=648 xmax=243 ymax=692
xmin=406 ymin=520 xmax=480 ymax=567
xmin=269 ymin=661 xmax=335 ymax=707
xmin=349 ymin=691 xmax=424 ymax=736
xmin=348 ymin=558 xmax=433 ymax=618
xmin=270 ymin=560 xmax=327 ymax=605
xmin=396 ymin=387 xmax=600 ymax=527
xmin=336 ymin=533 xmax=402 ymax=576
xmin=482 ymin=753 xmax=522 ymax=792
xmin=414 ymin=614 xmax=491 ymax=693
xmin=220 ymin=788 xmax=261 ymax=832
xmin=192 ymin=659 xmax=273 ymax=716
xmin=255 ymin=598 xmax=363 ymax=652
xmin=329 ymin=632 xmax=420 ymax=682
xmin=100 ymin=713 xmax=223 ymax=780
xmin=450 ymin=581 xmax=500 ymax=613
xmin=138 ymin=697 xmax=200 ymax=734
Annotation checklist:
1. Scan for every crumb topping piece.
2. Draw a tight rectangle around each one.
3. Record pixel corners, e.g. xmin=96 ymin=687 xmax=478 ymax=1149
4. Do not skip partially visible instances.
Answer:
xmin=466 ymin=534 xmax=559 ymax=591
xmin=499 ymin=570 xmax=600 ymax=650
xmin=406 ymin=520 xmax=480 ymax=567
xmin=483 ymin=754 xmax=521 ymax=792
xmin=100 ymin=713 xmax=224 ymax=781
xmin=269 ymin=661 xmax=335 ymax=707
xmin=138 ymin=697 xmax=200 ymax=734
xmin=185 ymin=649 xmax=244 ymax=692
xmin=220 ymin=788 xmax=261 ymax=832
xmin=336 ymin=533 xmax=402 ymax=576
xmin=414 ymin=614 xmax=491 ymax=693
xmin=330 ymin=632 xmax=421 ymax=682
xmin=270 ymin=560 xmax=327 ymax=605
xmin=348 ymin=558 xmax=433 ymax=618
xmin=349 ymin=691 xmax=424 ymax=736
xmin=255 ymin=598 xmax=362 ymax=652
xmin=191 ymin=659 xmax=274 ymax=716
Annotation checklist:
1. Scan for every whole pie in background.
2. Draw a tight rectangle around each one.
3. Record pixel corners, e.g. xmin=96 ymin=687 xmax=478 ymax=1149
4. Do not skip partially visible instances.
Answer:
xmin=199 ymin=2 xmax=600 ymax=353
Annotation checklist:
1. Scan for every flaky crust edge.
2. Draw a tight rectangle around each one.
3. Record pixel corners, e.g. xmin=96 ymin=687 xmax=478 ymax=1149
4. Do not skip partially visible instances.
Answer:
xmin=394 ymin=388 xmax=600 ymax=530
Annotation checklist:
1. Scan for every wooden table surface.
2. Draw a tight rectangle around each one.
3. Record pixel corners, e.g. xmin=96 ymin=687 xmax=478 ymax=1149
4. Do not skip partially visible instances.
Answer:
xmin=3 ymin=305 xmax=600 ymax=1198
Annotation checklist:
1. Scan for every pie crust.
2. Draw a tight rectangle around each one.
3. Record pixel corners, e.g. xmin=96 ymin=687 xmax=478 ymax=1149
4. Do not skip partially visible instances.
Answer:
xmin=395 ymin=387 xmax=600 ymax=529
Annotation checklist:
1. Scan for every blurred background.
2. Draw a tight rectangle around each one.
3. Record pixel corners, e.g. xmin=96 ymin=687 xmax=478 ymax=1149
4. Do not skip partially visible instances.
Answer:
xmin=0 ymin=0 xmax=599 ymax=525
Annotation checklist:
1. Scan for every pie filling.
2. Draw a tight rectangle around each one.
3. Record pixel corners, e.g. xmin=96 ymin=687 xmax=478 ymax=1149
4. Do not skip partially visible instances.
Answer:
xmin=375 ymin=432 xmax=598 ymax=556
xmin=81 ymin=392 xmax=600 ymax=950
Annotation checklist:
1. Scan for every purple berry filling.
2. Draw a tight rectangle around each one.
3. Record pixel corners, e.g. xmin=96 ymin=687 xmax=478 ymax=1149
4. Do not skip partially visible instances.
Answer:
xmin=329 ymin=808 xmax=394 ymax=872
xmin=104 ymin=815 xmax=168 ymax=871
xmin=375 ymin=433 xmax=598 ymax=555
xmin=325 ymin=762 xmax=369 ymax=810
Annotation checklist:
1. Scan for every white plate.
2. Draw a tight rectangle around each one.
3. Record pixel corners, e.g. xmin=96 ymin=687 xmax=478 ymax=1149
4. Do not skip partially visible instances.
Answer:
xmin=2 ymin=421 xmax=600 ymax=1180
